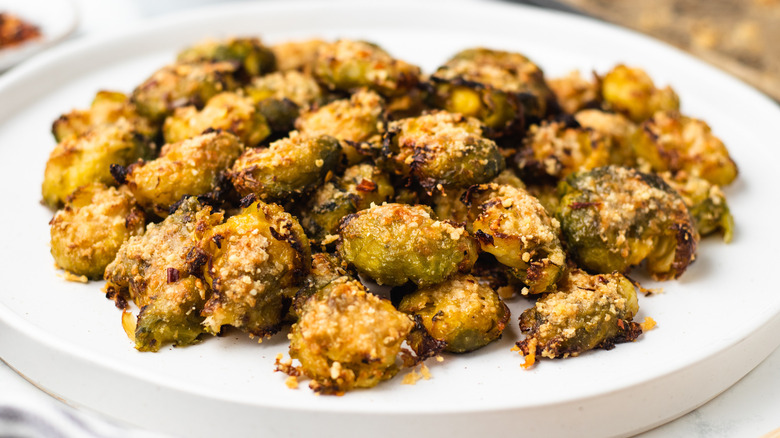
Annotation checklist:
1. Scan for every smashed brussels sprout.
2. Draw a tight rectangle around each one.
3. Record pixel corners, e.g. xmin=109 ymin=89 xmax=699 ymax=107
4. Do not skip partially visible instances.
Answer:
xmin=177 ymin=37 xmax=276 ymax=78
xmin=313 ymin=39 xmax=421 ymax=97
xmin=631 ymin=110 xmax=738 ymax=186
xmin=517 ymin=269 xmax=642 ymax=360
xmin=465 ymin=183 xmax=566 ymax=294
xmin=52 ymin=90 xmax=157 ymax=143
xmin=429 ymin=48 xmax=555 ymax=136
xmin=50 ymin=183 xmax=145 ymax=280
xmin=398 ymin=274 xmax=510 ymax=353
xmin=131 ymin=61 xmax=239 ymax=122
xmin=163 ymin=92 xmax=270 ymax=147
xmin=199 ymin=199 xmax=311 ymax=337
xmin=601 ymin=64 xmax=679 ymax=122
xmin=558 ymin=165 xmax=698 ymax=280
xmin=228 ymin=132 xmax=341 ymax=202
xmin=383 ymin=110 xmax=504 ymax=194
xmin=124 ymin=130 xmax=244 ymax=217
xmin=338 ymin=203 xmax=478 ymax=286
xmin=515 ymin=120 xmax=613 ymax=181
xmin=42 ymin=119 xmax=155 ymax=208
xmin=296 ymin=88 xmax=385 ymax=165
xmin=289 ymin=277 xmax=414 ymax=394
xmin=104 ymin=197 xmax=223 ymax=351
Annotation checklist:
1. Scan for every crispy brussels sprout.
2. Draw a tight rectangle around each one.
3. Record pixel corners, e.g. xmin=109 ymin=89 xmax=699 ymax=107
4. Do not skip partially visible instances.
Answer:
xmin=52 ymin=90 xmax=158 ymax=143
xmin=547 ymin=70 xmax=601 ymax=115
xmin=50 ymin=183 xmax=145 ymax=280
xmin=312 ymin=39 xmax=421 ymax=97
xmin=515 ymin=120 xmax=613 ymax=181
xmin=292 ymin=252 xmax=349 ymax=317
xmin=246 ymin=70 xmax=325 ymax=108
xmin=124 ymin=131 xmax=244 ymax=217
xmin=517 ymin=269 xmax=641 ymax=360
xmin=198 ymin=199 xmax=311 ymax=337
xmin=662 ymin=172 xmax=734 ymax=242
xmin=42 ymin=119 xmax=155 ymax=208
xmin=631 ymin=110 xmax=738 ymax=186
xmin=245 ymin=70 xmax=327 ymax=135
xmin=131 ymin=61 xmax=239 ymax=122
xmin=228 ymin=133 xmax=341 ymax=201
xmin=176 ymin=37 xmax=276 ymax=78
xmin=429 ymin=48 xmax=555 ymax=136
xmin=383 ymin=111 xmax=504 ymax=194
xmin=163 ymin=92 xmax=270 ymax=147
xmin=338 ymin=203 xmax=478 ymax=287
xmin=270 ymin=38 xmax=328 ymax=73
xmin=398 ymin=274 xmax=509 ymax=353
xmin=296 ymin=88 xmax=385 ymax=166
xmin=465 ymin=183 xmax=566 ymax=294
xmin=558 ymin=166 xmax=698 ymax=280
xmin=574 ymin=109 xmax=637 ymax=166
xmin=289 ymin=276 xmax=414 ymax=394
xmin=104 ymin=197 xmax=223 ymax=351
xmin=301 ymin=163 xmax=394 ymax=241
xmin=601 ymin=64 xmax=679 ymax=122
xmin=431 ymin=168 xmax=525 ymax=224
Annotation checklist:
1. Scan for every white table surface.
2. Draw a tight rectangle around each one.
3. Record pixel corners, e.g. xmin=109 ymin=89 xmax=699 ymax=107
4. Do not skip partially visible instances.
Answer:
xmin=1 ymin=0 xmax=778 ymax=436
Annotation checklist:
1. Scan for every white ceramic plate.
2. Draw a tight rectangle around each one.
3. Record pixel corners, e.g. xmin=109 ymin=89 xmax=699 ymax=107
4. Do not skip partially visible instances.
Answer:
xmin=0 ymin=0 xmax=78 ymax=71
xmin=1 ymin=1 xmax=779 ymax=437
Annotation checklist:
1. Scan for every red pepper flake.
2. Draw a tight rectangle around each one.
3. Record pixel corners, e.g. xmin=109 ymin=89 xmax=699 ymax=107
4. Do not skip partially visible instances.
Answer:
xmin=569 ymin=201 xmax=601 ymax=210
xmin=355 ymin=178 xmax=378 ymax=192
xmin=167 ymin=267 xmax=180 ymax=283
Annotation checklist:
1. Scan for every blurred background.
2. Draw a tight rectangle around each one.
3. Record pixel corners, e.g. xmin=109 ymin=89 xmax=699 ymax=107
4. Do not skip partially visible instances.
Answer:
xmin=3 ymin=0 xmax=776 ymax=100
xmin=535 ymin=0 xmax=779 ymax=101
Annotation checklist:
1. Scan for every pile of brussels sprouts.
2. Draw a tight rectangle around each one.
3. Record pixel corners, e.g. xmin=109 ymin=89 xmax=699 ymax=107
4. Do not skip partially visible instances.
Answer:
xmin=43 ymin=37 xmax=736 ymax=394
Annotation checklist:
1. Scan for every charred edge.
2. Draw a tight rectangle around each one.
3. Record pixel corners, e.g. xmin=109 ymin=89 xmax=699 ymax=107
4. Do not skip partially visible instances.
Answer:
xmin=637 ymin=167 xmax=675 ymax=193
xmin=568 ymin=201 xmax=601 ymax=210
xmin=670 ymin=221 xmax=697 ymax=278
xmin=550 ymin=112 xmax=581 ymax=129
xmin=337 ymin=212 xmax=359 ymax=233
xmin=524 ymin=260 xmax=548 ymax=284
xmin=110 ymin=164 xmax=129 ymax=185
xmin=355 ymin=178 xmax=378 ymax=192
xmin=239 ymin=193 xmax=258 ymax=209
xmin=429 ymin=73 xmax=488 ymax=92
xmin=460 ymin=183 xmax=491 ymax=207
xmin=515 ymin=334 xmax=543 ymax=356
xmin=185 ymin=247 xmax=209 ymax=278
xmin=168 ymin=195 xmax=191 ymax=216
xmin=201 ymin=127 xmax=223 ymax=136
xmin=474 ymin=229 xmax=494 ymax=246
xmin=380 ymin=126 xmax=401 ymax=161
xmin=125 ymin=207 xmax=146 ymax=230
xmin=498 ymin=300 xmax=511 ymax=327
xmin=274 ymin=354 xmax=302 ymax=377
xmin=410 ymin=315 xmax=447 ymax=362
xmin=105 ymin=286 xmax=129 ymax=310
xmin=603 ymin=319 xmax=643 ymax=347
xmin=343 ymin=140 xmax=378 ymax=160
xmin=247 ymin=320 xmax=284 ymax=339
xmin=198 ymin=172 xmax=233 ymax=208
xmin=212 ymin=234 xmax=224 ymax=249
xmin=641 ymin=122 xmax=659 ymax=144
